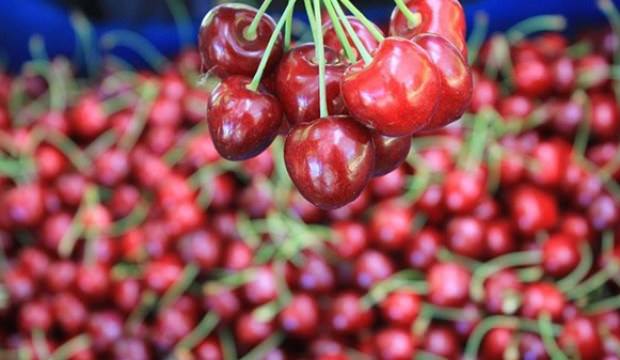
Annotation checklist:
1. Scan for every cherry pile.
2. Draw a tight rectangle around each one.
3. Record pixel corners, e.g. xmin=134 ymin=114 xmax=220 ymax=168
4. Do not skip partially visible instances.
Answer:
xmin=0 ymin=0 xmax=620 ymax=359
xmin=201 ymin=0 xmax=472 ymax=209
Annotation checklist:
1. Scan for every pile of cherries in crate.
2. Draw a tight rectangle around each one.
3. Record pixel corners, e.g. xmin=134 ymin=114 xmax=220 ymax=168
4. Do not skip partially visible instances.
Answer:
xmin=0 ymin=0 xmax=620 ymax=359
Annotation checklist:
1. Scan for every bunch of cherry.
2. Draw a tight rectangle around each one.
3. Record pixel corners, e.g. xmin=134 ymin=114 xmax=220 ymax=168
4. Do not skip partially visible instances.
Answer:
xmin=201 ymin=0 xmax=472 ymax=209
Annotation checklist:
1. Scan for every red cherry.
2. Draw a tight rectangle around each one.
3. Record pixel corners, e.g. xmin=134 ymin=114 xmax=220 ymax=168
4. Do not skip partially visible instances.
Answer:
xmin=528 ymin=139 xmax=571 ymax=187
xmin=518 ymin=333 xmax=549 ymax=360
xmin=69 ymin=94 xmax=108 ymax=139
xmin=551 ymin=99 xmax=583 ymax=137
xmin=284 ymin=115 xmax=375 ymax=209
xmin=389 ymin=0 xmax=467 ymax=57
xmin=413 ymin=33 xmax=473 ymax=129
xmin=199 ymin=4 xmax=283 ymax=77
xmin=178 ymin=230 xmax=221 ymax=271
xmin=373 ymin=328 xmax=415 ymax=360
xmin=510 ymin=185 xmax=558 ymax=236
xmin=590 ymin=93 xmax=620 ymax=140
xmin=514 ymin=57 xmax=553 ymax=97
xmin=485 ymin=220 xmax=516 ymax=258
xmin=329 ymin=292 xmax=374 ymax=334
xmin=552 ymin=56 xmax=577 ymax=93
xmin=205 ymin=288 xmax=241 ymax=322
xmin=498 ymin=94 xmax=534 ymax=119
xmin=481 ymin=327 xmax=514 ymax=360
xmin=87 ymin=311 xmax=123 ymax=351
xmin=331 ymin=221 xmax=368 ymax=259
xmin=76 ymin=263 xmax=110 ymax=301
xmin=18 ymin=299 xmax=52 ymax=332
xmin=45 ymin=260 xmax=77 ymax=292
xmin=52 ymin=292 xmax=88 ymax=334
xmin=369 ymin=200 xmax=414 ymax=251
xmin=576 ymin=54 xmax=610 ymax=89
xmin=483 ymin=269 xmax=523 ymax=314
xmin=342 ymin=37 xmax=440 ymax=137
xmin=0 ymin=183 xmax=44 ymax=228
xmin=94 ymin=148 xmax=130 ymax=186
xmin=279 ymin=293 xmax=320 ymax=338
xmin=443 ymin=169 xmax=485 ymax=214
xmin=35 ymin=145 xmax=67 ymax=180
xmin=542 ymin=233 xmax=581 ymax=277
xmin=589 ymin=194 xmax=619 ymax=231
xmin=370 ymin=166 xmax=408 ymax=198
xmin=243 ymin=265 xmax=277 ymax=305
xmin=422 ymin=325 xmax=460 ymax=359
xmin=109 ymin=184 xmax=140 ymax=219
xmin=55 ymin=172 xmax=87 ymax=207
xmin=112 ymin=278 xmax=142 ymax=313
xmin=112 ymin=337 xmax=151 ymax=360
xmin=297 ymin=253 xmax=335 ymax=294
xmin=446 ymin=216 xmax=487 ymax=259
xmin=4 ymin=267 xmax=35 ymax=303
xmin=323 ymin=16 xmax=382 ymax=60
xmin=195 ymin=338 xmax=223 ymax=360
xmin=405 ymin=227 xmax=442 ymax=270
xmin=207 ymin=76 xmax=283 ymax=160
xmin=371 ymin=133 xmax=411 ymax=177
xmin=235 ymin=312 xmax=275 ymax=347
xmin=427 ymin=262 xmax=471 ymax=307
xmin=354 ymin=250 xmax=395 ymax=290
xmin=144 ymin=256 xmax=183 ymax=294
xmin=379 ymin=290 xmax=421 ymax=327
xmin=559 ymin=316 xmax=603 ymax=360
xmin=275 ymin=44 xmax=346 ymax=125
xmin=470 ymin=73 xmax=500 ymax=112
xmin=521 ymin=282 xmax=566 ymax=321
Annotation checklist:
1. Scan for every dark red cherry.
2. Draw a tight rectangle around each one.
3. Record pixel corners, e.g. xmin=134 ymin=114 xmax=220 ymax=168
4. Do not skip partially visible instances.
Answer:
xmin=373 ymin=328 xmax=415 ymax=360
xmin=446 ymin=216 xmax=487 ymax=259
xmin=528 ymin=139 xmax=571 ymax=187
xmin=413 ymin=33 xmax=472 ymax=129
xmin=328 ymin=292 xmax=374 ymax=334
xmin=332 ymin=221 xmax=368 ymax=259
xmin=235 ymin=312 xmax=275 ymax=347
xmin=483 ymin=269 xmax=523 ymax=314
xmin=0 ymin=183 xmax=44 ymax=228
xmin=518 ymin=333 xmax=549 ymax=360
xmin=94 ymin=148 xmax=130 ymax=186
xmin=284 ymin=115 xmax=375 ymax=209
xmin=53 ymin=292 xmax=88 ymax=334
xmin=18 ymin=299 xmax=52 ymax=332
xmin=87 ymin=311 xmax=123 ymax=351
xmin=542 ymin=233 xmax=580 ymax=277
xmin=144 ymin=256 xmax=183 ymax=294
xmin=422 ymin=325 xmax=460 ymax=359
xmin=323 ymin=16 xmax=382 ymax=61
xmin=279 ymin=293 xmax=320 ymax=338
xmin=243 ymin=265 xmax=277 ymax=305
xmin=371 ymin=133 xmax=411 ymax=177
xmin=405 ymin=227 xmax=443 ymax=270
xmin=590 ymin=93 xmax=620 ymax=140
xmin=588 ymin=194 xmax=619 ymax=231
xmin=354 ymin=250 xmax=395 ymax=290
xmin=559 ymin=316 xmax=603 ymax=360
xmin=342 ymin=37 xmax=440 ymax=137
xmin=514 ymin=57 xmax=553 ymax=97
xmin=389 ymin=0 xmax=467 ymax=57
xmin=427 ymin=262 xmax=471 ymax=307
xmin=498 ymin=94 xmax=534 ymax=119
xmin=380 ymin=290 xmax=421 ymax=327
xmin=35 ymin=145 xmax=67 ymax=180
xmin=521 ymin=282 xmax=566 ymax=321
xmin=178 ymin=230 xmax=221 ymax=271
xmin=195 ymin=338 xmax=222 ymax=360
xmin=207 ymin=75 xmax=282 ymax=160
xmin=510 ymin=185 xmax=558 ymax=236
xmin=69 ymin=94 xmax=108 ymax=139
xmin=275 ymin=44 xmax=346 ymax=125
xmin=485 ymin=220 xmax=516 ymax=258
xmin=551 ymin=99 xmax=583 ymax=137
xmin=470 ymin=73 xmax=500 ymax=112
xmin=552 ymin=56 xmax=576 ymax=93
xmin=443 ymin=168 xmax=485 ymax=214
xmin=199 ymin=4 xmax=283 ymax=77
xmin=481 ymin=327 xmax=514 ymax=360
xmin=297 ymin=252 xmax=335 ymax=294
xmin=369 ymin=200 xmax=414 ymax=251
xmin=370 ymin=166 xmax=407 ymax=198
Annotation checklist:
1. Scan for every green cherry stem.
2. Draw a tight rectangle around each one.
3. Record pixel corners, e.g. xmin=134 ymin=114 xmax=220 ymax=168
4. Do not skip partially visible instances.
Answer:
xmin=467 ymin=11 xmax=489 ymax=65
xmin=248 ymin=0 xmax=296 ymax=92
xmin=538 ymin=313 xmax=568 ymax=360
xmin=239 ymin=331 xmax=285 ymax=360
xmin=323 ymin=0 xmax=356 ymax=62
xmin=557 ymin=242 xmax=592 ymax=293
xmin=219 ymin=327 xmax=237 ymax=360
xmin=158 ymin=263 xmax=200 ymax=311
xmin=331 ymin=0 xmax=372 ymax=64
xmin=49 ymin=334 xmax=91 ymax=360
xmin=313 ymin=0 xmax=328 ymax=117
xmin=244 ymin=0 xmax=274 ymax=41
xmin=118 ymin=81 xmax=159 ymax=151
xmin=585 ymin=293 xmax=620 ymax=314
xmin=393 ymin=0 xmax=422 ymax=29
xmin=100 ymin=30 xmax=169 ymax=72
xmin=506 ymin=15 xmax=567 ymax=44
xmin=173 ymin=312 xmax=220 ymax=355
xmin=284 ymin=3 xmax=293 ymax=51
xmin=565 ymin=260 xmax=620 ymax=300
xmin=166 ymin=0 xmax=194 ymax=48
xmin=339 ymin=0 xmax=385 ymax=42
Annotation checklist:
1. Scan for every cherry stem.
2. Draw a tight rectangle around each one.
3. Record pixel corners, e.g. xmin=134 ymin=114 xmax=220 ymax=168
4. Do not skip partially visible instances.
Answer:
xmin=331 ymin=0 xmax=373 ymax=64
xmin=159 ymin=263 xmax=200 ymax=311
xmin=70 ymin=11 xmax=100 ymax=77
xmin=284 ymin=3 xmax=293 ymax=51
xmin=166 ymin=0 xmax=193 ymax=48
xmin=538 ymin=313 xmax=568 ymax=360
xmin=565 ymin=260 xmax=619 ymax=300
xmin=414 ymin=351 xmax=448 ymax=360
xmin=313 ymin=0 xmax=328 ymax=117
xmin=467 ymin=11 xmax=489 ymax=65
xmin=118 ymin=81 xmax=159 ymax=151
xmin=460 ymin=109 xmax=492 ymax=172
xmin=517 ymin=266 xmax=544 ymax=283
xmin=248 ymin=0 xmax=296 ymax=92
xmin=163 ymin=122 xmax=209 ymax=166
xmin=57 ymin=186 xmax=98 ymax=258
xmin=218 ymin=327 xmax=237 ymax=360
xmin=603 ymin=230 xmax=615 ymax=254
xmin=470 ymin=250 xmax=542 ymax=302
xmin=173 ymin=312 xmax=220 ymax=355
xmin=464 ymin=315 xmax=561 ymax=360
xmin=49 ymin=334 xmax=91 ymax=360
xmin=339 ymin=0 xmax=385 ymax=42
xmin=422 ymin=303 xmax=470 ymax=322
xmin=393 ymin=0 xmax=422 ymax=29
xmin=572 ymin=90 xmax=591 ymax=157
xmin=239 ymin=331 xmax=285 ymax=360
xmin=361 ymin=270 xmax=427 ymax=309
xmin=557 ymin=242 xmax=592 ymax=293
xmin=322 ymin=0 xmax=356 ymax=63
xmin=84 ymin=129 xmax=118 ymax=159
xmin=506 ymin=15 xmax=567 ymax=44
xmin=100 ymin=30 xmax=169 ymax=72
xmin=585 ymin=293 xmax=620 ymax=314
xmin=125 ymin=290 xmax=157 ymax=332
xmin=245 ymin=0 xmax=273 ymax=41
xmin=32 ymin=329 xmax=49 ymax=360
xmin=109 ymin=197 xmax=149 ymax=236
xmin=44 ymin=130 xmax=92 ymax=173
xmin=438 ymin=248 xmax=482 ymax=270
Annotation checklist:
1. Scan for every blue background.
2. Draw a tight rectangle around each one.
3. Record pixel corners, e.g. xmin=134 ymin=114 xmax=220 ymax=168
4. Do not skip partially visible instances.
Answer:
xmin=0 ymin=0 xmax=618 ymax=73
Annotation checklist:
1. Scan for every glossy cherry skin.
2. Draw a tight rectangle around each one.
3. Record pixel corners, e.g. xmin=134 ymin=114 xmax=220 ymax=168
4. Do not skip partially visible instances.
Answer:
xmin=481 ymin=327 xmax=514 ymax=360
xmin=390 ymin=0 xmax=467 ymax=57
xmin=447 ymin=216 xmax=487 ymax=259
xmin=514 ymin=57 xmax=553 ymax=97
xmin=328 ymin=292 xmax=374 ymax=334
xmin=341 ymin=37 xmax=440 ymax=137
xmin=443 ymin=168 xmax=485 ymax=214
xmin=279 ymin=293 xmax=320 ymax=338
xmin=354 ymin=250 xmax=395 ymax=290
xmin=207 ymin=75 xmax=283 ymax=160
xmin=371 ymin=133 xmax=411 ymax=176
xmin=331 ymin=220 xmax=369 ymax=259
xmin=542 ymin=233 xmax=580 ymax=277
xmin=528 ymin=139 xmax=571 ymax=187
xmin=559 ymin=317 xmax=603 ymax=360
xmin=380 ymin=290 xmax=422 ymax=327
xmin=406 ymin=228 xmax=443 ymax=270
xmin=284 ymin=115 xmax=375 ymax=209
xmin=323 ymin=16 xmax=382 ymax=61
xmin=413 ymin=33 xmax=472 ymax=129
xmin=369 ymin=200 xmax=414 ymax=251
xmin=510 ymin=185 xmax=558 ymax=236
xmin=373 ymin=328 xmax=415 ymax=360
xmin=275 ymin=44 xmax=347 ymax=125
xmin=0 ymin=183 xmax=44 ymax=229
xmin=590 ymin=93 xmax=620 ymax=140
xmin=427 ymin=262 xmax=471 ymax=307
xmin=521 ymin=282 xmax=566 ymax=321
xmin=199 ymin=4 xmax=282 ymax=77
xmin=484 ymin=269 xmax=524 ymax=315
xmin=470 ymin=72 xmax=500 ymax=112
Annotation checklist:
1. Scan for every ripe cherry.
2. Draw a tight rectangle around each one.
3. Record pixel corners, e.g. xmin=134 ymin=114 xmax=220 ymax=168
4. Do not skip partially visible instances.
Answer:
xmin=443 ymin=169 xmax=485 ymax=214
xmin=485 ymin=220 xmax=516 ymax=258
xmin=528 ymin=140 xmax=571 ymax=187
xmin=405 ymin=227 xmax=442 ymax=270
xmin=69 ymin=94 xmax=108 ymax=139
xmin=470 ymin=73 xmax=500 ymax=112
xmin=427 ymin=262 xmax=471 ymax=307
xmin=296 ymin=252 xmax=336 ymax=294
xmin=521 ymin=282 xmax=566 ymax=321
xmin=18 ymin=299 xmax=53 ymax=332
xmin=331 ymin=220 xmax=368 ymax=260
xmin=323 ymin=16 xmax=382 ymax=60
xmin=447 ymin=216 xmax=487 ymax=259
xmin=199 ymin=4 xmax=283 ymax=77
xmin=590 ymin=93 xmax=620 ymax=141
xmin=379 ymin=290 xmax=421 ymax=327
xmin=207 ymin=75 xmax=283 ymax=160
xmin=559 ymin=316 xmax=603 ymax=360
xmin=483 ymin=269 xmax=523 ymax=314
xmin=371 ymin=133 xmax=412 ymax=177
xmin=284 ymin=115 xmax=375 ymax=209
xmin=235 ymin=311 xmax=275 ymax=347
xmin=0 ymin=183 xmax=44 ymax=229
xmin=373 ymin=328 xmax=415 ymax=360
xmin=342 ymin=37 xmax=440 ymax=137
xmin=481 ymin=327 xmax=514 ymax=360
xmin=422 ymin=325 xmax=460 ymax=359
xmin=329 ymin=292 xmax=374 ymax=334
xmin=243 ymin=265 xmax=277 ymax=305
xmin=514 ymin=57 xmax=553 ymax=97
xmin=510 ymin=185 xmax=558 ymax=236
xmin=354 ymin=250 xmax=395 ymax=290
xmin=542 ymin=233 xmax=580 ymax=277
xmin=279 ymin=293 xmax=320 ymax=338
xmin=369 ymin=200 xmax=414 ymax=251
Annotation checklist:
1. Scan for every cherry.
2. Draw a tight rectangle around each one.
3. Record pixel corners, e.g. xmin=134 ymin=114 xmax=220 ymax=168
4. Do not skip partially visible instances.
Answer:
xmin=447 ymin=216 xmax=487 ymax=259
xmin=94 ymin=148 xmax=130 ymax=186
xmin=279 ymin=293 xmax=320 ymax=338
xmin=199 ymin=4 xmax=283 ymax=77
xmin=152 ymin=306 xmax=195 ymax=351
xmin=405 ymin=227 xmax=442 ymax=270
xmin=288 ymin=190 xmax=325 ymax=223
xmin=155 ymin=173 xmax=194 ymax=209
xmin=483 ymin=269 xmax=523 ymax=314
xmin=19 ymin=247 xmax=50 ymax=279
xmin=195 ymin=338 xmax=223 ymax=360
xmin=239 ymin=178 xmax=274 ymax=218
xmin=112 ymin=337 xmax=151 ymax=360
xmin=222 ymin=241 xmax=253 ymax=270
xmin=109 ymin=184 xmax=140 ymax=218
xmin=371 ymin=134 xmax=412 ymax=177
xmin=207 ymin=75 xmax=283 ymax=160
xmin=329 ymin=291 xmax=374 ymax=334
xmin=18 ymin=299 xmax=52 ymax=332
xmin=521 ymin=282 xmax=566 ymax=321
xmin=379 ymin=290 xmax=421 ymax=327
xmin=443 ymin=168 xmax=485 ymax=214
xmin=112 ymin=278 xmax=142 ymax=313
xmin=485 ymin=220 xmax=516 ymax=258
xmin=542 ymin=233 xmax=580 ymax=277
xmin=76 ymin=263 xmax=111 ymax=301
xmin=55 ymin=172 xmax=87 ymax=207
xmin=327 ymin=187 xmax=370 ymax=221
xmin=35 ymin=145 xmax=67 ymax=180
xmin=144 ymin=256 xmax=183 ymax=294
xmin=243 ymin=265 xmax=277 ymax=305
xmin=52 ymin=292 xmax=88 ymax=334
xmin=323 ymin=16 xmax=382 ymax=60
xmin=416 ymin=184 xmax=445 ymax=224
xmin=87 ymin=310 xmax=123 ymax=351
xmin=4 ymin=266 xmax=35 ymax=303
xmin=514 ymin=57 xmax=553 ymax=97
xmin=296 ymin=252 xmax=336 ymax=294
xmin=590 ymin=93 xmax=620 ymax=140
xmin=178 ymin=229 xmax=221 ymax=271
xmin=552 ymin=56 xmax=577 ymax=94
xmin=373 ymin=328 xmax=415 ymax=360
xmin=284 ymin=115 xmax=375 ymax=209
xmin=551 ymin=99 xmax=583 ymax=137
xmin=370 ymin=166 xmax=407 ymax=198
xmin=577 ymin=53 xmax=610 ymax=89
xmin=510 ymin=185 xmax=558 ymax=236
xmin=427 ymin=262 xmax=471 ymax=307
xmin=559 ymin=316 xmax=603 ymax=360
xmin=481 ymin=327 xmax=514 ymax=360
xmin=589 ymin=194 xmax=619 ymax=231
xmin=275 ymin=44 xmax=346 ymax=125
xmin=69 ymin=94 xmax=108 ymax=139
xmin=144 ymin=124 xmax=177 ymax=155
xmin=528 ymin=139 xmax=571 ymax=187
xmin=369 ymin=200 xmax=414 ymax=251
xmin=235 ymin=311 xmax=275 ymax=347
xmin=470 ymin=73 xmax=500 ymax=112
xmin=413 ymin=33 xmax=472 ymax=129
xmin=390 ymin=0 xmax=467 ymax=57
xmin=354 ymin=250 xmax=395 ymax=290
xmin=45 ymin=260 xmax=77 ymax=292
xmin=422 ymin=325 xmax=460 ymax=359
xmin=342 ymin=37 xmax=440 ymax=137
xmin=0 ymin=183 xmax=44 ymax=229
xmin=205 ymin=288 xmax=241 ymax=322
xmin=559 ymin=213 xmax=592 ymax=242
xmin=498 ymin=94 xmax=534 ymax=119
xmin=331 ymin=220 xmax=368 ymax=260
